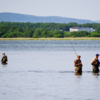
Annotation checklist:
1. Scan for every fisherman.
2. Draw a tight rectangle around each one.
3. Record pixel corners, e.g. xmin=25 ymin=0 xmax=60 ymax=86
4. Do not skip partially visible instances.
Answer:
xmin=91 ymin=54 xmax=100 ymax=73
xmin=74 ymin=55 xmax=83 ymax=73
xmin=1 ymin=53 xmax=8 ymax=63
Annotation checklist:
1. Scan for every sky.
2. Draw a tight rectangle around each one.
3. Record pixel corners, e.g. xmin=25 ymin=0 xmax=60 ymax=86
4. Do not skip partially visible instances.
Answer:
xmin=0 ymin=0 xmax=100 ymax=21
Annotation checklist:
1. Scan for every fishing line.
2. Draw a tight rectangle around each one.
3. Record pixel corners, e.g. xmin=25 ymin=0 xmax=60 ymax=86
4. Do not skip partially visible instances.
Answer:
xmin=70 ymin=40 xmax=77 ymax=57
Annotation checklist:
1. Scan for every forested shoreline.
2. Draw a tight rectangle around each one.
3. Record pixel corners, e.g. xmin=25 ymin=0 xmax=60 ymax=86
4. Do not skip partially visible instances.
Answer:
xmin=0 ymin=22 xmax=100 ymax=38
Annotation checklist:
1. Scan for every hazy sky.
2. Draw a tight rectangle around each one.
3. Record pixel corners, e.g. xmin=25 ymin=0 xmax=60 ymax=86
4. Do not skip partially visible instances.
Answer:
xmin=0 ymin=0 xmax=100 ymax=21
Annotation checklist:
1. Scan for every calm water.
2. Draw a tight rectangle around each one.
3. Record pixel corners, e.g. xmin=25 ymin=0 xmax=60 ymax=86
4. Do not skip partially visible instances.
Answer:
xmin=0 ymin=40 xmax=100 ymax=100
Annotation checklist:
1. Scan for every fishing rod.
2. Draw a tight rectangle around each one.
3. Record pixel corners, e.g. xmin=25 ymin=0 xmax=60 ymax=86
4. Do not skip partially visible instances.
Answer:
xmin=70 ymin=40 xmax=77 ymax=57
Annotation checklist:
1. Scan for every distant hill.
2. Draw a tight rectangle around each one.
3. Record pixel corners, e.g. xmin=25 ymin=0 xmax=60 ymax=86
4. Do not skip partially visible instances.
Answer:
xmin=96 ymin=20 xmax=100 ymax=23
xmin=0 ymin=12 xmax=98 ymax=24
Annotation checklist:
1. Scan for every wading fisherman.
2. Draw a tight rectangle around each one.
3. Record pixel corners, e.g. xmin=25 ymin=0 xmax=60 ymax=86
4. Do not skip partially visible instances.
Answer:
xmin=1 ymin=53 xmax=8 ymax=63
xmin=74 ymin=55 xmax=83 ymax=73
xmin=91 ymin=54 xmax=100 ymax=73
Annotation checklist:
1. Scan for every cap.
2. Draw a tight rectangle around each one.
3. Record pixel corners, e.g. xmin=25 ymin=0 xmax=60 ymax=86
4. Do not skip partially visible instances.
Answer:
xmin=77 ymin=55 xmax=81 ymax=57
xmin=96 ymin=54 xmax=99 ymax=56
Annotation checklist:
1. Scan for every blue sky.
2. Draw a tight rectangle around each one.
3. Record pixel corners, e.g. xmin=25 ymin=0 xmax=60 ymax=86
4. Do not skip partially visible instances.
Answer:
xmin=0 ymin=0 xmax=100 ymax=21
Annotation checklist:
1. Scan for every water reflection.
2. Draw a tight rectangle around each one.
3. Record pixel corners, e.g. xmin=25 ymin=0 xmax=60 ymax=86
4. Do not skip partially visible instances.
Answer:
xmin=75 ymin=72 xmax=82 ymax=76
xmin=92 ymin=72 xmax=99 ymax=76
xmin=1 ymin=62 xmax=8 ymax=67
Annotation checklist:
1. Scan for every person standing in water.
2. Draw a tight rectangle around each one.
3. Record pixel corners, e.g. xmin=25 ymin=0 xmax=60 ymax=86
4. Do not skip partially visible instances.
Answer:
xmin=74 ymin=55 xmax=83 ymax=73
xmin=91 ymin=54 xmax=100 ymax=73
xmin=1 ymin=53 xmax=8 ymax=63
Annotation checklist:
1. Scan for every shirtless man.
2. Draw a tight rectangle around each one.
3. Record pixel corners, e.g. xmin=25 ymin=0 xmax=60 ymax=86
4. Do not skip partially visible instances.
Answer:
xmin=74 ymin=55 xmax=83 ymax=73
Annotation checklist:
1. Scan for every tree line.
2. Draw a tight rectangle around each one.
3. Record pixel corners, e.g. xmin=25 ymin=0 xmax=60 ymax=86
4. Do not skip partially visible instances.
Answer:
xmin=0 ymin=22 xmax=100 ymax=38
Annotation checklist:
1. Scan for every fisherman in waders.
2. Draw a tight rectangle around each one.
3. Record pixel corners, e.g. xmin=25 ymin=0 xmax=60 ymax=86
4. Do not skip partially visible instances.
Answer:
xmin=74 ymin=55 xmax=83 ymax=73
xmin=91 ymin=54 xmax=100 ymax=73
xmin=1 ymin=53 xmax=8 ymax=63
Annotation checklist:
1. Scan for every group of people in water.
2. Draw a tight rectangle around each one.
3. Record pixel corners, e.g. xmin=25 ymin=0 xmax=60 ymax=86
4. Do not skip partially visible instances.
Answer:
xmin=1 ymin=53 xmax=100 ymax=73
xmin=74 ymin=54 xmax=100 ymax=73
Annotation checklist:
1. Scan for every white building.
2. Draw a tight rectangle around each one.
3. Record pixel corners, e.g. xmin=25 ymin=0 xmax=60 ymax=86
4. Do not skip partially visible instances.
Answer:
xmin=70 ymin=27 xmax=95 ymax=32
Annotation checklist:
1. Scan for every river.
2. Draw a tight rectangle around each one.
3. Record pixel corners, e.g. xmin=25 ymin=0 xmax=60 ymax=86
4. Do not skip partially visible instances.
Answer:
xmin=0 ymin=40 xmax=100 ymax=100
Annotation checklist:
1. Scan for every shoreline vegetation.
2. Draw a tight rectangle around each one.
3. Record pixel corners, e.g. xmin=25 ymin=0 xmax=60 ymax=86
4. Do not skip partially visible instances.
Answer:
xmin=0 ymin=22 xmax=100 ymax=39
xmin=1 ymin=37 xmax=100 ymax=40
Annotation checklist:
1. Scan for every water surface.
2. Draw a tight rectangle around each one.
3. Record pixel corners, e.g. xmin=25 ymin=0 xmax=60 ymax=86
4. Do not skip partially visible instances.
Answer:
xmin=0 ymin=40 xmax=100 ymax=100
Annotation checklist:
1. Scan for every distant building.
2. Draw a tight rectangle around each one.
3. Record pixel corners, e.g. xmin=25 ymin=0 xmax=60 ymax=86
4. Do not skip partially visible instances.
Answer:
xmin=70 ymin=27 xmax=95 ymax=32
xmin=60 ymin=29 xmax=62 ymax=31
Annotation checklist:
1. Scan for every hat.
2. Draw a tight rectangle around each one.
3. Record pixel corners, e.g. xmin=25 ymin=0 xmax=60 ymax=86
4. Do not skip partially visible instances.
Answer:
xmin=77 ymin=55 xmax=81 ymax=57
xmin=96 ymin=54 xmax=99 ymax=56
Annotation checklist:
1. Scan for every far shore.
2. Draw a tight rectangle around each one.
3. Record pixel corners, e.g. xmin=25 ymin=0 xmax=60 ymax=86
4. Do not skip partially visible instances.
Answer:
xmin=0 ymin=37 xmax=100 ymax=40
